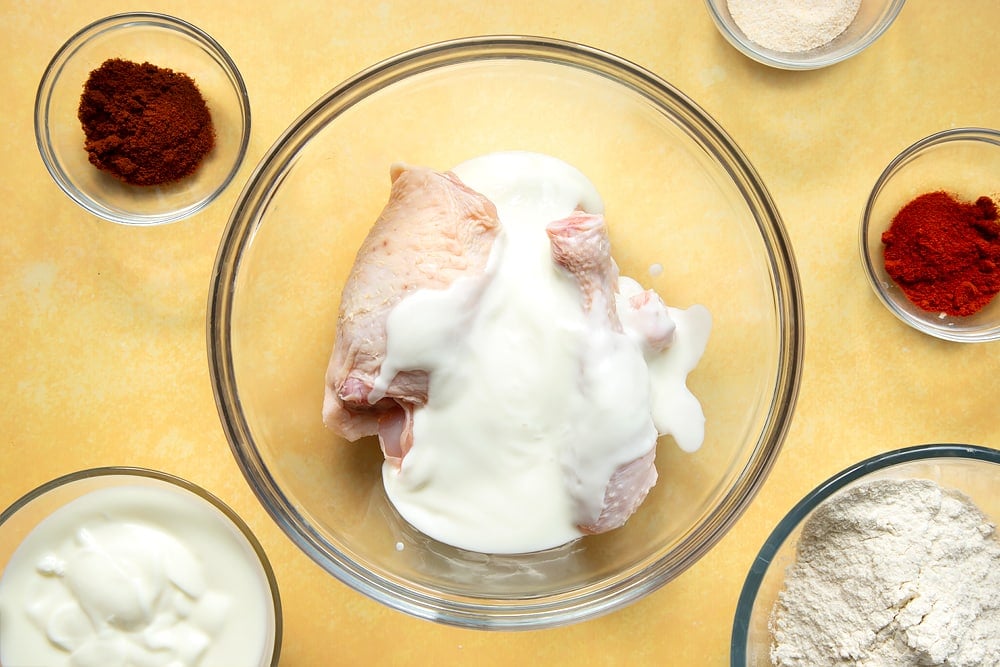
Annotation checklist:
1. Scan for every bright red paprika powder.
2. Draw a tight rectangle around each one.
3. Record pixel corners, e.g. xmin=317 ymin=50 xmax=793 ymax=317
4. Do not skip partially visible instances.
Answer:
xmin=881 ymin=191 xmax=1000 ymax=317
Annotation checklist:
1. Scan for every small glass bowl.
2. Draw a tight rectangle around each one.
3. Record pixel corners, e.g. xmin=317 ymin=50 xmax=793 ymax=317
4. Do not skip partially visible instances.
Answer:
xmin=0 ymin=467 xmax=281 ymax=666
xmin=34 ymin=12 xmax=251 ymax=226
xmin=704 ymin=0 xmax=906 ymax=70
xmin=731 ymin=443 xmax=1000 ymax=665
xmin=859 ymin=127 xmax=1000 ymax=343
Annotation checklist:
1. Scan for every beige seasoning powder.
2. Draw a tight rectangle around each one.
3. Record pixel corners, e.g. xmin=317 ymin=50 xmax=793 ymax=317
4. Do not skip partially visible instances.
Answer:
xmin=727 ymin=0 xmax=862 ymax=53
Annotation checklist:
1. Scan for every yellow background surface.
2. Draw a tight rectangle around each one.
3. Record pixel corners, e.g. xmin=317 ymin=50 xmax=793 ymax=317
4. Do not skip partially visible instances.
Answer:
xmin=2 ymin=1 xmax=998 ymax=665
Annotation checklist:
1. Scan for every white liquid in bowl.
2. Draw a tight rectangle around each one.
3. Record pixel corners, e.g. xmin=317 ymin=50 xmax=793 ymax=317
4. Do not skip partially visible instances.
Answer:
xmin=377 ymin=151 xmax=712 ymax=553
xmin=0 ymin=484 xmax=276 ymax=667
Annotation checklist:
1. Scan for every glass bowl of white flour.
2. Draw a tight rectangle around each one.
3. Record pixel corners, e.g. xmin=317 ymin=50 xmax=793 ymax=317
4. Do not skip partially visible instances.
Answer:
xmin=704 ymin=0 xmax=906 ymax=70
xmin=731 ymin=443 xmax=1000 ymax=666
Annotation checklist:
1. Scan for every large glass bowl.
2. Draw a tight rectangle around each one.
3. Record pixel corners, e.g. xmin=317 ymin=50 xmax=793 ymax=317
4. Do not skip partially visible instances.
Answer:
xmin=208 ymin=35 xmax=803 ymax=629
xmin=731 ymin=444 xmax=1000 ymax=665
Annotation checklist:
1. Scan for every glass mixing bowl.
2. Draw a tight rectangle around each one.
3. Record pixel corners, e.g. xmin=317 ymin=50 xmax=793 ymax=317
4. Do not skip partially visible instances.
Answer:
xmin=208 ymin=35 xmax=803 ymax=629
xmin=731 ymin=444 xmax=1000 ymax=665
xmin=0 ymin=467 xmax=281 ymax=666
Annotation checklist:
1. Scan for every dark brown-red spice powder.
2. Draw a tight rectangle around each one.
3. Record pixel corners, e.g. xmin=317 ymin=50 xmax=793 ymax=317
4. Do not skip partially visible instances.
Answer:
xmin=78 ymin=58 xmax=215 ymax=186
xmin=881 ymin=190 xmax=1000 ymax=317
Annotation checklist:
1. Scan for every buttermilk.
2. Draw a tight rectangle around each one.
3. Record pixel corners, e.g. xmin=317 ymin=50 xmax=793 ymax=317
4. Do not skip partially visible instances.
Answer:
xmin=376 ymin=152 xmax=711 ymax=554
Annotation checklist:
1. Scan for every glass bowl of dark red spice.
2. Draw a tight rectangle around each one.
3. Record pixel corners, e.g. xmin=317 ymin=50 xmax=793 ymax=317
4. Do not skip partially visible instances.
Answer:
xmin=34 ymin=12 xmax=250 ymax=226
xmin=860 ymin=127 xmax=1000 ymax=343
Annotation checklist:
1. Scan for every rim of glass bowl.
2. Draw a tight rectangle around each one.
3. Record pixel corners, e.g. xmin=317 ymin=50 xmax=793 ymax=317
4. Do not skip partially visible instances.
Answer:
xmin=208 ymin=34 xmax=804 ymax=629
xmin=858 ymin=127 xmax=1000 ymax=343
xmin=33 ymin=11 xmax=251 ymax=226
xmin=730 ymin=443 xmax=1000 ymax=665
xmin=0 ymin=466 xmax=282 ymax=665
xmin=703 ymin=0 xmax=906 ymax=71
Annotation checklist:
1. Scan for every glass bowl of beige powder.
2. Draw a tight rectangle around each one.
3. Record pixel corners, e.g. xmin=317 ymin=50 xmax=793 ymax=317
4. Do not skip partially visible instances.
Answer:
xmin=704 ymin=0 xmax=906 ymax=70
xmin=732 ymin=443 xmax=1000 ymax=666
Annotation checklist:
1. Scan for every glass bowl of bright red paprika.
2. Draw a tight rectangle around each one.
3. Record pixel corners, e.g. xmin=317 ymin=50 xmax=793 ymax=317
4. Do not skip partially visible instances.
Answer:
xmin=860 ymin=127 xmax=1000 ymax=343
xmin=35 ymin=12 xmax=251 ymax=226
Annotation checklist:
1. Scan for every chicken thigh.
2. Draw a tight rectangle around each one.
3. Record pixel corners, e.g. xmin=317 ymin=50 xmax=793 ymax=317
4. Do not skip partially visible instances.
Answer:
xmin=322 ymin=164 xmax=500 ymax=464
xmin=546 ymin=211 xmax=661 ymax=535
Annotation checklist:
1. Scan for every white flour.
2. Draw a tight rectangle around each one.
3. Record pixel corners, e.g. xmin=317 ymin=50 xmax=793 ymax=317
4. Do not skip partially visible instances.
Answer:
xmin=769 ymin=478 xmax=1000 ymax=667
xmin=727 ymin=0 xmax=861 ymax=53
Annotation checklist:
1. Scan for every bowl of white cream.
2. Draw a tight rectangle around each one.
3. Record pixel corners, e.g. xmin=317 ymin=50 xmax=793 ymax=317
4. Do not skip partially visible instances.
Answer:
xmin=732 ymin=444 xmax=1000 ymax=666
xmin=0 ymin=467 xmax=281 ymax=667
xmin=209 ymin=35 xmax=803 ymax=629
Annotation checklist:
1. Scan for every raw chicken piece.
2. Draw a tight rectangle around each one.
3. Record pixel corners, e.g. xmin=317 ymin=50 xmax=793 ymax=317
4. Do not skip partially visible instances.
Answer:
xmin=546 ymin=212 xmax=659 ymax=535
xmin=624 ymin=289 xmax=676 ymax=352
xmin=546 ymin=211 xmax=619 ymax=325
xmin=322 ymin=163 xmax=500 ymax=465
xmin=584 ymin=448 xmax=657 ymax=535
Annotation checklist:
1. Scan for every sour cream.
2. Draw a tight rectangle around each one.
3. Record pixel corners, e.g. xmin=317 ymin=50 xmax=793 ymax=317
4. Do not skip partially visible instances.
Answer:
xmin=378 ymin=151 xmax=710 ymax=554
xmin=0 ymin=483 xmax=276 ymax=667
